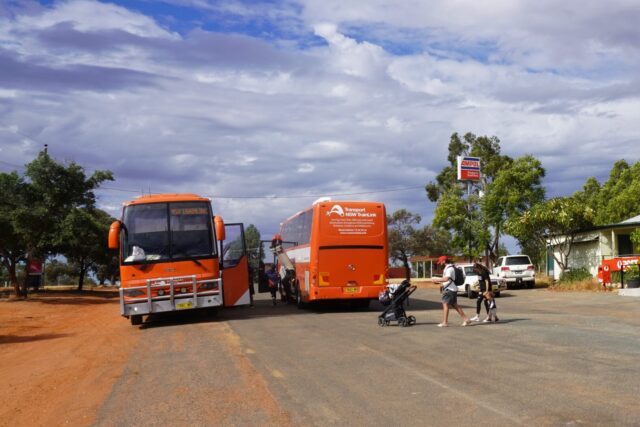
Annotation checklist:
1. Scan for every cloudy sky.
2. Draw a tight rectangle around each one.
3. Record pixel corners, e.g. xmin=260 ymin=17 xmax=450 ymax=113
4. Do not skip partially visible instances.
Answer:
xmin=1 ymin=0 xmax=639 ymax=244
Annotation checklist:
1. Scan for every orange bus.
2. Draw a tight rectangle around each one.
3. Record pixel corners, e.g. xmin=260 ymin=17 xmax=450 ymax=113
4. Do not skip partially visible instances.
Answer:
xmin=276 ymin=199 xmax=388 ymax=307
xmin=108 ymin=194 xmax=250 ymax=325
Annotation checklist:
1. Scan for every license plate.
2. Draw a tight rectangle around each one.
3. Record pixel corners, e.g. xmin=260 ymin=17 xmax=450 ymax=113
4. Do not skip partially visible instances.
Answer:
xmin=345 ymin=287 xmax=358 ymax=293
xmin=176 ymin=301 xmax=193 ymax=310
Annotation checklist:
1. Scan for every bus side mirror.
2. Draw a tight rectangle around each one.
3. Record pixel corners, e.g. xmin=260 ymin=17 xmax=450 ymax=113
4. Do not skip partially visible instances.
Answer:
xmin=108 ymin=221 xmax=121 ymax=249
xmin=214 ymin=216 xmax=225 ymax=241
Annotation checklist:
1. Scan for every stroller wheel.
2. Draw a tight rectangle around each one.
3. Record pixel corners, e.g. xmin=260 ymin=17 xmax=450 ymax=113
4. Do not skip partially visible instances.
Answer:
xmin=398 ymin=317 xmax=407 ymax=327
xmin=378 ymin=317 xmax=386 ymax=327
xmin=409 ymin=315 xmax=416 ymax=325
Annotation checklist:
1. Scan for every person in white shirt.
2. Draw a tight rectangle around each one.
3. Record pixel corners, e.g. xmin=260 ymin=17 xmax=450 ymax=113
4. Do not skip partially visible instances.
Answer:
xmin=432 ymin=256 xmax=470 ymax=327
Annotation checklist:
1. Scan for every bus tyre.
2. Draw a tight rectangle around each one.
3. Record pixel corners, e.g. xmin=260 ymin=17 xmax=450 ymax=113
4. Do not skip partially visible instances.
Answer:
xmin=295 ymin=283 xmax=305 ymax=309
xmin=130 ymin=315 xmax=142 ymax=326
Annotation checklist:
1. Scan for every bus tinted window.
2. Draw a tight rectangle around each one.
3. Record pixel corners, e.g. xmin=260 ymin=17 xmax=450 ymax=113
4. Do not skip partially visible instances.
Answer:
xmin=122 ymin=201 xmax=214 ymax=263
xmin=170 ymin=202 xmax=213 ymax=258
xmin=123 ymin=203 xmax=170 ymax=262
xmin=281 ymin=209 xmax=312 ymax=246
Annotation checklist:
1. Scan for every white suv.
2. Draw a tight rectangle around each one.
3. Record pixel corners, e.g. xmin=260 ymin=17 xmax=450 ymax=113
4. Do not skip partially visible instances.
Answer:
xmin=493 ymin=255 xmax=535 ymax=289
xmin=456 ymin=264 xmax=507 ymax=298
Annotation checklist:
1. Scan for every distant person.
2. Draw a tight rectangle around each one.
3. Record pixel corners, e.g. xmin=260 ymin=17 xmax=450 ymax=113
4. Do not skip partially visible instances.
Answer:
xmin=470 ymin=262 xmax=491 ymax=322
xmin=265 ymin=264 xmax=279 ymax=306
xmin=433 ymin=256 xmax=470 ymax=327
xmin=248 ymin=264 xmax=255 ymax=307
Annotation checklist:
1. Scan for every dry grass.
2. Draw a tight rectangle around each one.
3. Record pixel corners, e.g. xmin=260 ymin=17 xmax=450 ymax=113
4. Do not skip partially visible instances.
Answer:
xmin=547 ymin=278 xmax=604 ymax=292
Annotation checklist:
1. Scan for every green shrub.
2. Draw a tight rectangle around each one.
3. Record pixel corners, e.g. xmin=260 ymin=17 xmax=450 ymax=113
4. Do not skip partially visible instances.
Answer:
xmin=560 ymin=267 xmax=592 ymax=283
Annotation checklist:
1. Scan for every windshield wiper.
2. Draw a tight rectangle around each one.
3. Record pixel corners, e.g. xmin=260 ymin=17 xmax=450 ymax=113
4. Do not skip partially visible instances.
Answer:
xmin=172 ymin=249 xmax=204 ymax=267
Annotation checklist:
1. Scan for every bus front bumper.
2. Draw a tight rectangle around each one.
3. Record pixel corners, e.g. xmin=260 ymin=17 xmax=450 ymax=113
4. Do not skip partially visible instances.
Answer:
xmin=119 ymin=276 xmax=223 ymax=317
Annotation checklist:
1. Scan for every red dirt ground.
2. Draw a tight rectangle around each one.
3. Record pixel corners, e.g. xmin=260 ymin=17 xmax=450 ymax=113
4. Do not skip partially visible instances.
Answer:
xmin=0 ymin=289 xmax=138 ymax=427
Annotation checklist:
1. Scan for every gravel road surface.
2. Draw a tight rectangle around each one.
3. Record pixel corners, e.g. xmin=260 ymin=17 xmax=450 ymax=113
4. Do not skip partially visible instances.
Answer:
xmin=94 ymin=288 xmax=640 ymax=426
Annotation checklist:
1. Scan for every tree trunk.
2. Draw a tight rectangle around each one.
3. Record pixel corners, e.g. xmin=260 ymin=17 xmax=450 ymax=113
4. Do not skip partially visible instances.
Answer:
xmin=20 ymin=261 xmax=29 ymax=298
xmin=8 ymin=260 xmax=20 ymax=297
xmin=77 ymin=262 xmax=85 ymax=291
xmin=402 ymin=255 xmax=411 ymax=280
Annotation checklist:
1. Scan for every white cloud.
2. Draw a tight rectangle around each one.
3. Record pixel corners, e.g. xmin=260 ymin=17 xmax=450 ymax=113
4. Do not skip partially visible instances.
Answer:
xmin=0 ymin=0 xmax=638 ymax=250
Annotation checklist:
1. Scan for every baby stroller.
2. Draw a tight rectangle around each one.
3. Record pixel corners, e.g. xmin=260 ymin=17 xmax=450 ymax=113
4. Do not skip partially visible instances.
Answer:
xmin=377 ymin=280 xmax=417 ymax=327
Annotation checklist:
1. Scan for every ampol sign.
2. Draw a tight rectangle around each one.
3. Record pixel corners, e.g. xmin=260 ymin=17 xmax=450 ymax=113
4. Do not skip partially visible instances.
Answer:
xmin=457 ymin=156 xmax=481 ymax=181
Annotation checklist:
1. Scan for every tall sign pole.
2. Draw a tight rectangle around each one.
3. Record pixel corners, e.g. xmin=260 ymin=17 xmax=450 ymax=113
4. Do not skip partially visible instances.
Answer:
xmin=457 ymin=156 xmax=482 ymax=262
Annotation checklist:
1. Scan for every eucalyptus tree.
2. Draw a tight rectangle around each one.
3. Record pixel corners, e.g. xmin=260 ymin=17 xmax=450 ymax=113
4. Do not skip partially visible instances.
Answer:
xmin=505 ymin=197 xmax=595 ymax=275
xmin=574 ymin=160 xmax=640 ymax=225
xmin=0 ymin=151 xmax=113 ymax=296
xmin=387 ymin=209 xmax=452 ymax=279
xmin=60 ymin=208 xmax=114 ymax=290
xmin=427 ymin=132 xmax=545 ymax=262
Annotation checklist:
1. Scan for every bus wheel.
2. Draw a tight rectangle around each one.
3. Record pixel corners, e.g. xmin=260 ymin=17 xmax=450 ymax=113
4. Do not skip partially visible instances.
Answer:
xmin=295 ymin=283 xmax=305 ymax=309
xmin=130 ymin=315 xmax=142 ymax=326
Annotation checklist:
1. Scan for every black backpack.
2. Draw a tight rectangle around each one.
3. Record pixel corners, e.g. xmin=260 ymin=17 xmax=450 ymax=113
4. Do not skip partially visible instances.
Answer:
xmin=453 ymin=265 xmax=465 ymax=287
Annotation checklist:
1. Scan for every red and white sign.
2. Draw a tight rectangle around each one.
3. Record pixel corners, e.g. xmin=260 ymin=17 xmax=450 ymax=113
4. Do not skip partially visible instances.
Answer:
xmin=457 ymin=156 xmax=481 ymax=181
xmin=28 ymin=258 xmax=43 ymax=275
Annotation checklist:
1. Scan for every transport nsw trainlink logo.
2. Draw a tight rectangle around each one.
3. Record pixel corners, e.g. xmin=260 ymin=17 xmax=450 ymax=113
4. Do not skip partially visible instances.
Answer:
xmin=327 ymin=205 xmax=345 ymax=217
xmin=326 ymin=204 xmax=377 ymax=218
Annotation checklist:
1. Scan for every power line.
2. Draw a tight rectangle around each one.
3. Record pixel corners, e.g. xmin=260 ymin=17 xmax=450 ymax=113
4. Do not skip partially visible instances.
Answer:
xmin=0 ymin=160 xmax=25 ymax=170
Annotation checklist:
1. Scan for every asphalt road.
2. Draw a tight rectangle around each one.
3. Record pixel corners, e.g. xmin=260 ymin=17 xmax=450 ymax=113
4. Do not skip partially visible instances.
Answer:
xmin=94 ymin=288 xmax=640 ymax=426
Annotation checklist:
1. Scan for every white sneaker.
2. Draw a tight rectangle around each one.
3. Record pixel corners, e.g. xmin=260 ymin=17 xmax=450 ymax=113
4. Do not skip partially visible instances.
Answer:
xmin=482 ymin=318 xmax=491 ymax=323
xmin=470 ymin=315 xmax=480 ymax=322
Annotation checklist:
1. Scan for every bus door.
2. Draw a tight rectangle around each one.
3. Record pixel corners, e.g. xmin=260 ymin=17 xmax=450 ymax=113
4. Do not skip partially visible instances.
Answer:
xmin=257 ymin=240 xmax=273 ymax=293
xmin=221 ymin=223 xmax=251 ymax=307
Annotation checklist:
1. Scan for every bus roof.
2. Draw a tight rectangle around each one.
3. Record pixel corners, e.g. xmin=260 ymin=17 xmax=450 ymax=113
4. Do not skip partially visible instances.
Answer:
xmin=281 ymin=200 xmax=384 ymax=224
xmin=124 ymin=193 xmax=210 ymax=206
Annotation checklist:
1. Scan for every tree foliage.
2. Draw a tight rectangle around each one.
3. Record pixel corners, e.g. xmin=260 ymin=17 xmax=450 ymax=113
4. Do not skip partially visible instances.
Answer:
xmin=0 ymin=151 xmax=113 ymax=296
xmin=59 ymin=208 xmax=115 ymax=290
xmin=244 ymin=224 xmax=262 ymax=274
xmin=505 ymin=197 xmax=595 ymax=273
xmin=427 ymin=132 xmax=545 ymax=261
xmin=387 ymin=209 xmax=452 ymax=279
xmin=574 ymin=160 xmax=640 ymax=225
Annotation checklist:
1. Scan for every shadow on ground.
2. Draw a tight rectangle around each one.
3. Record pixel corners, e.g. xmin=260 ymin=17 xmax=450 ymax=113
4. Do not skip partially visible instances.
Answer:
xmin=0 ymin=333 xmax=72 ymax=345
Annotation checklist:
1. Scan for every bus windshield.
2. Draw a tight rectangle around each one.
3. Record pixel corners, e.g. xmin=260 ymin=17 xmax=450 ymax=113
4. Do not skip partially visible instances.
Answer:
xmin=122 ymin=202 xmax=215 ymax=264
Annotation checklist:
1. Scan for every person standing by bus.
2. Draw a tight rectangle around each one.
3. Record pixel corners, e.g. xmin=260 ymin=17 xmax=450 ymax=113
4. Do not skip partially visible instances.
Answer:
xmin=265 ymin=264 xmax=279 ymax=306
xmin=433 ymin=256 xmax=470 ymax=327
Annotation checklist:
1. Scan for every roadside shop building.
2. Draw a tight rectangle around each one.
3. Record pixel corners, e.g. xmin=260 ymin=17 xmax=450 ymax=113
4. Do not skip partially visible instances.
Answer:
xmin=547 ymin=214 xmax=640 ymax=280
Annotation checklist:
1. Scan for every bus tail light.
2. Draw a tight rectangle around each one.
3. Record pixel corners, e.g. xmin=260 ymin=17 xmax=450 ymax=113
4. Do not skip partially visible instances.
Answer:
xmin=501 ymin=267 xmax=510 ymax=271
xmin=373 ymin=274 xmax=385 ymax=285
xmin=319 ymin=272 xmax=330 ymax=286
xmin=527 ymin=265 xmax=535 ymax=270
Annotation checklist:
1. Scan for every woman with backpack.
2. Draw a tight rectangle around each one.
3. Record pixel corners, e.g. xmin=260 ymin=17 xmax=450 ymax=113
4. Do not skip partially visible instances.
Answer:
xmin=433 ymin=256 xmax=470 ymax=327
